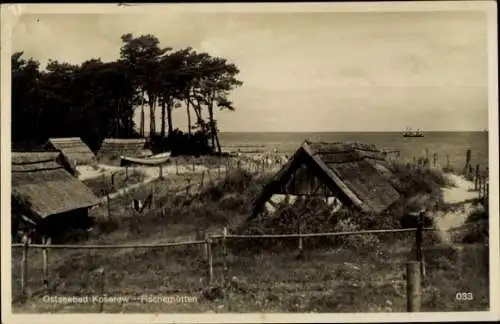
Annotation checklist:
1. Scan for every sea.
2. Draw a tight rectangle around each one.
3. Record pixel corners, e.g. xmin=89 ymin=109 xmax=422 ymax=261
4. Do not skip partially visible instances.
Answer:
xmin=219 ymin=131 xmax=489 ymax=171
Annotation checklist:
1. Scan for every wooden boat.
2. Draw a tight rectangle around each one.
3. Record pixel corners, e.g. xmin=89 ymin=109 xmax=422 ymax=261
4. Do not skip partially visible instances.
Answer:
xmin=120 ymin=152 xmax=171 ymax=167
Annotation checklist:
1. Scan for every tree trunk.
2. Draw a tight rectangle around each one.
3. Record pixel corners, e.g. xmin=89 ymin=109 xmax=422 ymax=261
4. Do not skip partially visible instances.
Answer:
xmin=128 ymin=115 xmax=133 ymax=136
xmin=186 ymin=97 xmax=192 ymax=137
xmin=160 ymin=99 xmax=166 ymax=138
xmin=188 ymin=98 xmax=205 ymax=128
xmin=167 ymin=99 xmax=174 ymax=138
xmin=208 ymin=105 xmax=216 ymax=150
xmin=116 ymin=90 xmax=122 ymax=138
xmin=140 ymin=90 xmax=145 ymax=137
xmin=149 ymin=96 xmax=156 ymax=137
xmin=215 ymin=130 xmax=222 ymax=154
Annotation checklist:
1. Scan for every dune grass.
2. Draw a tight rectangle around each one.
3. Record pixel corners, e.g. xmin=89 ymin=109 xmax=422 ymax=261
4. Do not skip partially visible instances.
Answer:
xmin=11 ymin=162 xmax=489 ymax=312
xmin=82 ymin=168 xmax=146 ymax=197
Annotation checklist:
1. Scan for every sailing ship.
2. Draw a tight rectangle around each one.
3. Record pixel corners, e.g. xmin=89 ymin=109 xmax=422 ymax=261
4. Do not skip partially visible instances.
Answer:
xmin=403 ymin=127 xmax=424 ymax=138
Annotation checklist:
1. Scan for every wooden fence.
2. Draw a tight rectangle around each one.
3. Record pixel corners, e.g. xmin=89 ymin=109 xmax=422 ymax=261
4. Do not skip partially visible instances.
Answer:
xmin=472 ymin=164 xmax=489 ymax=202
xmin=95 ymin=155 xmax=284 ymax=218
xmin=11 ymin=218 xmax=487 ymax=312
xmin=410 ymin=148 xmax=489 ymax=202
xmin=11 ymin=150 xmax=489 ymax=312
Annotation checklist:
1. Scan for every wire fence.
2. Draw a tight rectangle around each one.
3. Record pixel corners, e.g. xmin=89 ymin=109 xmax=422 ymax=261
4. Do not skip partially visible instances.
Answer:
xmin=10 ymin=150 xmax=489 ymax=312
xmin=11 ymin=218 xmax=489 ymax=313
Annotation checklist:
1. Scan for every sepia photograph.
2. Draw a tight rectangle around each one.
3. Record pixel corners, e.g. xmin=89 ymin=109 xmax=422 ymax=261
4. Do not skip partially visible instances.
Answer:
xmin=1 ymin=2 xmax=498 ymax=323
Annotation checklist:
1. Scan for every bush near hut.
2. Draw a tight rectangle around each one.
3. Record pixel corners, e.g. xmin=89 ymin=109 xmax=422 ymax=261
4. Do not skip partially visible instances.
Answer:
xmin=150 ymin=129 xmax=213 ymax=156
xmin=82 ymin=169 xmax=146 ymax=197
xmin=233 ymin=160 xmax=452 ymax=252
xmin=460 ymin=201 xmax=489 ymax=244
xmin=84 ymin=168 xmax=268 ymax=242
xmin=12 ymin=162 xmax=489 ymax=312
xmin=386 ymin=160 xmax=452 ymax=197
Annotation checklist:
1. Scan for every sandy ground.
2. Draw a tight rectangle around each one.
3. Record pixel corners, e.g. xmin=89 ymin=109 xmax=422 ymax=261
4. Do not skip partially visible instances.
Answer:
xmin=83 ymin=163 xmax=228 ymax=203
xmin=433 ymin=173 xmax=483 ymax=243
xmin=78 ymin=163 xmax=219 ymax=181
xmin=441 ymin=173 xmax=478 ymax=204
xmin=76 ymin=165 xmax=122 ymax=180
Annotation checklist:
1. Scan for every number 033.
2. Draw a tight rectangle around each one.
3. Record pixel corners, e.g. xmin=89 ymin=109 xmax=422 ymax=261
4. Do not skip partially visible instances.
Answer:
xmin=455 ymin=292 xmax=474 ymax=301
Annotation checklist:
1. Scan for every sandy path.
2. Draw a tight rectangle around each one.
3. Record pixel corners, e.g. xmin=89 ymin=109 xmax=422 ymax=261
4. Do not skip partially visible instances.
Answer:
xmin=97 ymin=164 xmax=228 ymax=203
xmin=77 ymin=165 xmax=122 ymax=180
xmin=441 ymin=173 xmax=478 ymax=204
xmin=433 ymin=173 xmax=481 ymax=243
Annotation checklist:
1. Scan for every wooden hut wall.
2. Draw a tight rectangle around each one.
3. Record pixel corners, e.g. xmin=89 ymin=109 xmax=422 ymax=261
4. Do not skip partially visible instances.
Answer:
xmin=279 ymin=163 xmax=335 ymax=197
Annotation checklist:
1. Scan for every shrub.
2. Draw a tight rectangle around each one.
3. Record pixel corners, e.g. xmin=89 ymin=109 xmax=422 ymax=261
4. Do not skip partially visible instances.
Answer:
xmin=461 ymin=202 xmax=488 ymax=243
xmin=387 ymin=161 xmax=451 ymax=197
xmin=333 ymin=217 xmax=380 ymax=251
xmin=150 ymin=129 xmax=213 ymax=156
xmin=82 ymin=168 xmax=145 ymax=196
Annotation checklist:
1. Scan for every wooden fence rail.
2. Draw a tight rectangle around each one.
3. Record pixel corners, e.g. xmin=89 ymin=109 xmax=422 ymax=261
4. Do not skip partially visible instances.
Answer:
xmin=12 ymin=218 xmax=487 ymax=311
xmin=11 ymin=150 xmax=488 ymax=312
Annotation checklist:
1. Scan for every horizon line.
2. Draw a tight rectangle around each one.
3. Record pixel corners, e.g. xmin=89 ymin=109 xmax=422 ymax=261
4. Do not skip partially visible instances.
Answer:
xmin=219 ymin=130 xmax=488 ymax=133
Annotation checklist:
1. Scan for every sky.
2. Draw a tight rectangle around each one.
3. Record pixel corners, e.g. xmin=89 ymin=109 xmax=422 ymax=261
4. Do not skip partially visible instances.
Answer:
xmin=11 ymin=7 xmax=492 ymax=132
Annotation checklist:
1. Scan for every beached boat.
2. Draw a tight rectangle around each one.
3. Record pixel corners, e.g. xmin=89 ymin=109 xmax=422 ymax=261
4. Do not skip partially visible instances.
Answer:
xmin=120 ymin=152 xmax=171 ymax=167
xmin=403 ymin=128 xmax=424 ymax=138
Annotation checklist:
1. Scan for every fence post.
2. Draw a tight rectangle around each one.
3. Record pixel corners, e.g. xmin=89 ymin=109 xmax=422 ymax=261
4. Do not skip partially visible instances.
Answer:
xmin=406 ymin=261 xmax=422 ymax=312
xmin=106 ymin=190 xmax=111 ymax=220
xmin=206 ymin=235 xmax=213 ymax=285
xmin=477 ymin=176 xmax=481 ymax=199
xmin=474 ymin=164 xmax=480 ymax=190
xmin=186 ymin=178 xmax=191 ymax=196
xmin=464 ymin=149 xmax=472 ymax=178
xmin=175 ymin=159 xmax=179 ymax=175
xmin=200 ymin=170 xmax=205 ymax=188
xmin=97 ymin=267 xmax=105 ymax=313
xmin=21 ymin=238 xmax=29 ymax=299
xmin=42 ymin=237 xmax=50 ymax=289
xmin=480 ymin=176 xmax=485 ymax=200
xmin=417 ymin=212 xmax=425 ymax=278
xmin=298 ymin=223 xmax=304 ymax=257
xmin=433 ymin=153 xmax=438 ymax=167
xmin=159 ymin=165 xmax=163 ymax=179
xmin=192 ymin=158 xmax=196 ymax=172
xmin=222 ymin=226 xmax=230 ymax=311
xmin=484 ymin=178 xmax=490 ymax=201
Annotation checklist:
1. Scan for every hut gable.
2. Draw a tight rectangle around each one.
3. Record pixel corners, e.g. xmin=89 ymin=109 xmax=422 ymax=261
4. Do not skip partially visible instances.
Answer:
xmin=252 ymin=141 xmax=401 ymax=218
xmin=97 ymin=138 xmax=146 ymax=163
xmin=46 ymin=137 xmax=97 ymax=167
xmin=12 ymin=152 xmax=99 ymax=220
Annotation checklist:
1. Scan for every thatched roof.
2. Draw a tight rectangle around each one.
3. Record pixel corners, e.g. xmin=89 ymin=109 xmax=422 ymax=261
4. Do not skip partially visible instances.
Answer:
xmin=12 ymin=152 xmax=99 ymax=219
xmin=47 ymin=137 xmax=97 ymax=167
xmin=97 ymin=138 xmax=146 ymax=162
xmin=253 ymin=141 xmax=401 ymax=217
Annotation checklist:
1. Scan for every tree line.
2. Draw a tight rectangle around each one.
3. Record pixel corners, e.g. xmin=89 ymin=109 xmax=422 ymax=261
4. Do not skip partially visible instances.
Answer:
xmin=12 ymin=33 xmax=243 ymax=154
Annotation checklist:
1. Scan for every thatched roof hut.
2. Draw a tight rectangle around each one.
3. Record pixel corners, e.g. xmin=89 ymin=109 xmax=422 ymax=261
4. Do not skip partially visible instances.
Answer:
xmin=12 ymin=152 xmax=99 ymax=223
xmin=251 ymin=140 xmax=401 ymax=219
xmin=46 ymin=137 xmax=97 ymax=167
xmin=97 ymin=138 xmax=147 ymax=164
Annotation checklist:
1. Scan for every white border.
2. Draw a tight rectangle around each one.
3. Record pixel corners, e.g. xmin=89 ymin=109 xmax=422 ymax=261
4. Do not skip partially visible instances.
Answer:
xmin=1 ymin=2 xmax=498 ymax=323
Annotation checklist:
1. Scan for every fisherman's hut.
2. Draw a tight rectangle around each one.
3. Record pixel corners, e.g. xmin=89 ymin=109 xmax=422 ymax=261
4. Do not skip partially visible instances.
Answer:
xmin=46 ymin=137 xmax=97 ymax=175
xmin=11 ymin=152 xmax=99 ymax=242
xmin=251 ymin=141 xmax=401 ymax=219
xmin=97 ymin=138 xmax=148 ymax=165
